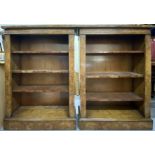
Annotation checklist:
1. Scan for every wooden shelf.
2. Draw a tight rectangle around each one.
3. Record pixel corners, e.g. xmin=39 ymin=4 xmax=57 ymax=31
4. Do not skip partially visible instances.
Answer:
xmin=86 ymin=72 xmax=143 ymax=78
xmin=86 ymin=51 xmax=144 ymax=54
xmin=13 ymin=85 xmax=68 ymax=93
xmin=10 ymin=106 xmax=70 ymax=120
xmin=86 ymin=108 xmax=144 ymax=120
xmin=12 ymin=69 xmax=69 ymax=74
xmin=12 ymin=51 xmax=68 ymax=54
xmin=87 ymin=92 xmax=143 ymax=102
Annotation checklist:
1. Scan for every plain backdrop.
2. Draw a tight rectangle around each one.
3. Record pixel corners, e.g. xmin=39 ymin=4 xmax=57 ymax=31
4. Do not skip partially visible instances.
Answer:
xmin=0 ymin=0 xmax=155 ymax=155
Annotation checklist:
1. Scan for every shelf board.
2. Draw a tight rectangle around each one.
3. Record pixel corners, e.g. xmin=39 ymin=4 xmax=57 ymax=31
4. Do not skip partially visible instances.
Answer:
xmin=86 ymin=72 xmax=143 ymax=78
xmin=86 ymin=51 xmax=144 ymax=54
xmin=12 ymin=69 xmax=69 ymax=74
xmin=12 ymin=51 xmax=68 ymax=54
xmin=10 ymin=106 xmax=70 ymax=120
xmin=87 ymin=92 xmax=143 ymax=102
xmin=13 ymin=85 xmax=68 ymax=93
xmin=86 ymin=108 xmax=144 ymax=120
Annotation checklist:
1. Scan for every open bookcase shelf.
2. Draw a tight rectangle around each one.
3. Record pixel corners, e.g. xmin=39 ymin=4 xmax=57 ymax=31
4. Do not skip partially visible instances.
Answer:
xmin=12 ymin=69 xmax=69 ymax=73
xmin=86 ymin=92 xmax=143 ymax=102
xmin=79 ymin=29 xmax=152 ymax=130
xmin=86 ymin=50 xmax=144 ymax=54
xmin=12 ymin=50 xmax=68 ymax=54
xmin=13 ymin=85 xmax=68 ymax=93
xmin=86 ymin=72 xmax=143 ymax=78
xmin=4 ymin=31 xmax=75 ymax=130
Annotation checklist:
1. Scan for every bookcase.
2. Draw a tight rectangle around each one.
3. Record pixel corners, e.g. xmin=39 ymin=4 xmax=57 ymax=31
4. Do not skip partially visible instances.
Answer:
xmin=3 ymin=27 xmax=76 ymax=130
xmin=79 ymin=27 xmax=153 ymax=130
xmin=3 ymin=25 xmax=153 ymax=130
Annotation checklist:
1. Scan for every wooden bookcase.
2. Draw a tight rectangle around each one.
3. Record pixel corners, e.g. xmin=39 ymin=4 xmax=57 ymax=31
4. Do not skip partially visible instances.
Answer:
xmin=3 ymin=27 xmax=76 ymax=130
xmin=3 ymin=25 xmax=153 ymax=130
xmin=79 ymin=27 xmax=153 ymax=130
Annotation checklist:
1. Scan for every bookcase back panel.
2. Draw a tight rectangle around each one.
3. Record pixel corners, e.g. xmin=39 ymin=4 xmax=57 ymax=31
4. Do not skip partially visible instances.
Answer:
xmin=86 ymin=54 xmax=132 ymax=72
xmin=86 ymin=78 xmax=132 ymax=92
xmin=20 ymin=74 xmax=68 ymax=85
xmin=12 ymin=55 xmax=68 ymax=70
xmin=86 ymin=54 xmax=144 ymax=73
xmin=21 ymin=93 xmax=68 ymax=106
xmin=86 ymin=35 xmax=145 ymax=52
xmin=11 ymin=35 xmax=68 ymax=52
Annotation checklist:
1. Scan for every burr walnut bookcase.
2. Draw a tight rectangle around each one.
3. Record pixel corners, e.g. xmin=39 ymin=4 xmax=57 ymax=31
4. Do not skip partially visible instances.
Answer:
xmin=3 ymin=26 xmax=75 ymax=130
xmin=79 ymin=26 xmax=153 ymax=130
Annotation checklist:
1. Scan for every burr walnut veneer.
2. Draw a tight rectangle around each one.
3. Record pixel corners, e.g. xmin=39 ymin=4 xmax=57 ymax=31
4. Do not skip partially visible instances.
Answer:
xmin=3 ymin=25 xmax=153 ymax=130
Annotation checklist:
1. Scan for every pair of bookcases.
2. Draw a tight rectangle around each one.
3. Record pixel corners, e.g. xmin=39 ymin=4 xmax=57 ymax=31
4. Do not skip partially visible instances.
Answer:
xmin=3 ymin=25 xmax=153 ymax=130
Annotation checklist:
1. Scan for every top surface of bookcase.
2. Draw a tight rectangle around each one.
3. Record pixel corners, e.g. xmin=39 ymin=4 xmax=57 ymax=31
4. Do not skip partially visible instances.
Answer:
xmin=1 ymin=24 xmax=152 ymax=29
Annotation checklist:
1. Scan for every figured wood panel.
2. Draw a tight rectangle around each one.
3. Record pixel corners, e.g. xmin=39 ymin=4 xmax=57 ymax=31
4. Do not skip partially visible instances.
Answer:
xmin=12 ymin=54 xmax=68 ymax=70
xmin=87 ymin=51 xmax=144 ymax=54
xmin=86 ymin=79 xmax=132 ymax=92
xmin=80 ymin=28 xmax=150 ymax=35
xmin=11 ymin=106 xmax=70 ymax=120
xmin=80 ymin=35 xmax=86 ymax=117
xmin=87 ymin=35 xmax=144 ymax=53
xmin=5 ymin=35 xmax=12 ymax=117
xmin=12 ymin=69 xmax=68 ymax=73
xmin=20 ymin=74 xmax=68 ymax=85
xmin=13 ymin=85 xmax=68 ymax=93
xmin=144 ymin=35 xmax=151 ymax=118
xmin=79 ymin=119 xmax=152 ymax=130
xmin=12 ymin=51 xmax=68 ymax=54
xmin=21 ymin=93 xmax=68 ymax=106
xmin=86 ymin=109 xmax=144 ymax=119
xmin=87 ymin=92 xmax=143 ymax=102
xmin=69 ymin=35 xmax=75 ymax=117
xmin=5 ymin=29 xmax=74 ymax=35
xmin=86 ymin=54 xmax=132 ymax=72
xmin=86 ymin=72 xmax=143 ymax=78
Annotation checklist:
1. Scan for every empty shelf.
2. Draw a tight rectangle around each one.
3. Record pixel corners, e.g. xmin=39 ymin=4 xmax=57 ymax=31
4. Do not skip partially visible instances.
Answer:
xmin=86 ymin=108 xmax=144 ymax=120
xmin=87 ymin=92 xmax=143 ymax=102
xmin=13 ymin=85 xmax=68 ymax=93
xmin=10 ymin=106 xmax=70 ymax=120
xmin=12 ymin=69 xmax=69 ymax=73
xmin=12 ymin=51 xmax=68 ymax=54
xmin=86 ymin=72 xmax=143 ymax=78
xmin=86 ymin=50 xmax=144 ymax=54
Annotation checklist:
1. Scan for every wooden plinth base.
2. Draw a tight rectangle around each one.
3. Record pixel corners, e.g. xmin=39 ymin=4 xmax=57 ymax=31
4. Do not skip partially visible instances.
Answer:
xmin=79 ymin=119 xmax=153 ymax=130
xmin=4 ymin=106 xmax=76 ymax=130
xmin=79 ymin=108 xmax=153 ymax=130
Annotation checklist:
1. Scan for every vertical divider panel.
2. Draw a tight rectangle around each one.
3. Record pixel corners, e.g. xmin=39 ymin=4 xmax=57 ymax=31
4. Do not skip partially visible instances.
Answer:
xmin=69 ymin=34 xmax=75 ymax=117
xmin=80 ymin=35 xmax=86 ymax=117
xmin=144 ymin=34 xmax=151 ymax=118
xmin=5 ymin=35 xmax=12 ymax=117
